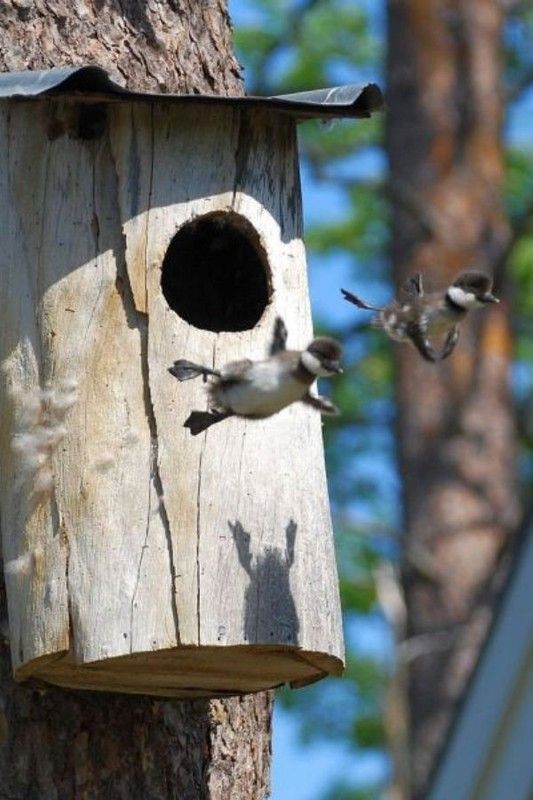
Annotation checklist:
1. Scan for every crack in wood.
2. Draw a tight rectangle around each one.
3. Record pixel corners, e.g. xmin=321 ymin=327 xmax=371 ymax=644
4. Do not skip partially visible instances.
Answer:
xmin=151 ymin=437 xmax=181 ymax=643
xmin=142 ymin=104 xmax=154 ymax=312
xmin=129 ymin=503 xmax=151 ymax=654
xmin=111 ymin=118 xmax=180 ymax=644
xmin=141 ymin=108 xmax=180 ymax=644
xmin=138 ymin=305 xmax=181 ymax=645
xmin=195 ymin=338 xmax=218 ymax=645
xmin=83 ymin=156 xmax=105 ymax=344
xmin=36 ymin=124 xmax=51 ymax=367
xmin=60 ymin=516 xmax=75 ymax=653
xmin=196 ymin=444 xmax=203 ymax=646
xmin=231 ymin=109 xmax=251 ymax=208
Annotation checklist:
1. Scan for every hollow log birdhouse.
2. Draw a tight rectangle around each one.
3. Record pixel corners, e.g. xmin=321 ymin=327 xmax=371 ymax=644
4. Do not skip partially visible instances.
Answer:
xmin=0 ymin=67 xmax=383 ymax=697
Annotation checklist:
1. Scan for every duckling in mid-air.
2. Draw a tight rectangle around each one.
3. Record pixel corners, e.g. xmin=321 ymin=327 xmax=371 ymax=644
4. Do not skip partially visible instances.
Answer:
xmin=341 ymin=271 xmax=499 ymax=362
xmin=169 ymin=318 xmax=342 ymax=435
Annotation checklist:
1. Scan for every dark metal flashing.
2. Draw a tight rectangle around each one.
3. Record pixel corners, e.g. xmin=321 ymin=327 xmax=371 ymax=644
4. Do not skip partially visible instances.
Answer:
xmin=0 ymin=66 xmax=384 ymax=120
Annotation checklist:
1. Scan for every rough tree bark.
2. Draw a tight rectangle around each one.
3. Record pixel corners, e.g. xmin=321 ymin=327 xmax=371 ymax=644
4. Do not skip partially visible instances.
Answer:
xmin=0 ymin=3 xmax=273 ymax=799
xmin=386 ymin=1 xmax=520 ymax=796
xmin=0 ymin=1 xmax=243 ymax=95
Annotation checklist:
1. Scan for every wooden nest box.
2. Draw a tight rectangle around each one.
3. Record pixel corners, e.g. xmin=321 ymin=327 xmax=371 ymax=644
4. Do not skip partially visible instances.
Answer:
xmin=0 ymin=67 xmax=383 ymax=697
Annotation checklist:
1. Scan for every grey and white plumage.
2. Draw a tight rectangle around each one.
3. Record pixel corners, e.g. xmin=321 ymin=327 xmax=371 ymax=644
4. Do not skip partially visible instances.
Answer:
xmin=341 ymin=271 xmax=499 ymax=362
xmin=169 ymin=318 xmax=343 ymax=435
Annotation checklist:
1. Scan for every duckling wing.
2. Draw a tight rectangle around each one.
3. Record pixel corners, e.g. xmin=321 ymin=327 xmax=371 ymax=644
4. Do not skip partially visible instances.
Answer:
xmin=270 ymin=317 xmax=288 ymax=354
xmin=219 ymin=359 xmax=255 ymax=385
xmin=401 ymin=273 xmax=424 ymax=297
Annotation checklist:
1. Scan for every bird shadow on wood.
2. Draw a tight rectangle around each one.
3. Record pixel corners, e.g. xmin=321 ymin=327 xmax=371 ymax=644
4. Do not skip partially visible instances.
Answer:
xmin=228 ymin=519 xmax=299 ymax=646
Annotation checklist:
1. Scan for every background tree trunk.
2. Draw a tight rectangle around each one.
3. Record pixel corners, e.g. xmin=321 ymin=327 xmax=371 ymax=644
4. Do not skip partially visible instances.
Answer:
xmin=0 ymin=3 xmax=273 ymax=798
xmin=386 ymin=1 xmax=520 ymax=796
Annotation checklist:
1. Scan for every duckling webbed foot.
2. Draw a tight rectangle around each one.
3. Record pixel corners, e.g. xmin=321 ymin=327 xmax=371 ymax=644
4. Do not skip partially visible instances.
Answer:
xmin=169 ymin=360 xmax=222 ymax=382
xmin=184 ymin=409 xmax=235 ymax=436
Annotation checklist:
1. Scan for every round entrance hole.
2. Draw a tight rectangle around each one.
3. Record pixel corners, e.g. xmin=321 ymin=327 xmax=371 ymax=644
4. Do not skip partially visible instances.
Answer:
xmin=161 ymin=212 xmax=271 ymax=332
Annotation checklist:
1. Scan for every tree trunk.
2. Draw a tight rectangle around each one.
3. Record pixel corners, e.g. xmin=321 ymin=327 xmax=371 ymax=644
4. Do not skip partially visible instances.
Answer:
xmin=386 ymin=1 xmax=520 ymax=796
xmin=0 ymin=1 xmax=243 ymax=96
xmin=0 ymin=3 xmax=273 ymax=798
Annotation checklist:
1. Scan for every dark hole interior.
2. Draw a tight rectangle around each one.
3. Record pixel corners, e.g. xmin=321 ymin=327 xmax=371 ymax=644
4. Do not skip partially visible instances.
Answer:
xmin=161 ymin=213 xmax=271 ymax=332
xmin=77 ymin=104 xmax=107 ymax=140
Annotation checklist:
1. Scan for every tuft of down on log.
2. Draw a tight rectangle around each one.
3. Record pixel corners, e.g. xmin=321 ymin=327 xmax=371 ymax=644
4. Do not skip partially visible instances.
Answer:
xmin=0 ymin=97 xmax=344 ymax=697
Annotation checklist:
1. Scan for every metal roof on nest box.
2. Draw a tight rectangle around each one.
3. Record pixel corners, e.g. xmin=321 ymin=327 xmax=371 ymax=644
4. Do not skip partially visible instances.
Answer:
xmin=0 ymin=65 xmax=384 ymax=120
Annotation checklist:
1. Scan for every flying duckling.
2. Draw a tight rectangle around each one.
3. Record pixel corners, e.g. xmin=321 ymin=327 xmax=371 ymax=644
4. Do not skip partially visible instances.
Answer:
xmin=341 ymin=271 xmax=499 ymax=362
xmin=169 ymin=317 xmax=343 ymax=435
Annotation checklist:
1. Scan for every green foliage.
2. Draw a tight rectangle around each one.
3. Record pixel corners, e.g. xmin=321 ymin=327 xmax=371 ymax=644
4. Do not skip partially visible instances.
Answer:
xmin=277 ymin=651 xmax=387 ymax=746
xmin=353 ymin=714 xmax=386 ymax=749
xmin=233 ymin=0 xmax=380 ymax=94
xmin=510 ymin=234 xmax=533 ymax=322
xmin=306 ymin=182 xmax=387 ymax=259
xmin=302 ymin=120 xmax=382 ymax=163
xmin=506 ymin=148 xmax=533 ymax=321
xmin=505 ymin=142 xmax=533 ymax=491
xmin=504 ymin=6 xmax=533 ymax=101
xmin=323 ymin=785 xmax=383 ymax=800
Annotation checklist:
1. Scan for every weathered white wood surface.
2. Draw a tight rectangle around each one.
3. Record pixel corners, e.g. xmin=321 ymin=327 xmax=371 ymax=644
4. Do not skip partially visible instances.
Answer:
xmin=0 ymin=99 xmax=344 ymax=696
